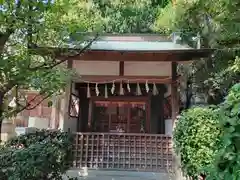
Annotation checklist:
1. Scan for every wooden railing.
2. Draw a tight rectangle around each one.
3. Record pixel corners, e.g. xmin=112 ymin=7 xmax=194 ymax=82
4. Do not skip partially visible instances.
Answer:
xmin=72 ymin=132 xmax=173 ymax=172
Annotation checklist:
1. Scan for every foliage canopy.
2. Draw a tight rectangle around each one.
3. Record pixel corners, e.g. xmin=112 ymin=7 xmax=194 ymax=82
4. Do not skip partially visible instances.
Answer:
xmin=0 ymin=0 xmax=98 ymax=129
xmin=154 ymin=0 xmax=240 ymax=105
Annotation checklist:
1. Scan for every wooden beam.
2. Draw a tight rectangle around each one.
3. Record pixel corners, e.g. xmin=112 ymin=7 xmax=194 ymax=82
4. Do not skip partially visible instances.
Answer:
xmin=78 ymin=51 xmax=171 ymax=62
xmin=119 ymin=61 xmax=124 ymax=76
xmin=62 ymin=49 xmax=213 ymax=62
xmin=67 ymin=59 xmax=73 ymax=68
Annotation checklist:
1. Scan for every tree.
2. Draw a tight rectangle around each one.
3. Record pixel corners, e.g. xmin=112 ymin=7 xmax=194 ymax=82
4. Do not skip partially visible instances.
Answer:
xmin=0 ymin=0 xmax=101 ymax=140
xmin=92 ymin=0 xmax=170 ymax=33
xmin=153 ymin=0 xmax=240 ymax=106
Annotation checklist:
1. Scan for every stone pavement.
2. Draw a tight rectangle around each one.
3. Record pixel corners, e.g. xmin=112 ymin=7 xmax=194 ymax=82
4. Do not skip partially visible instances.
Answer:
xmin=64 ymin=169 xmax=171 ymax=180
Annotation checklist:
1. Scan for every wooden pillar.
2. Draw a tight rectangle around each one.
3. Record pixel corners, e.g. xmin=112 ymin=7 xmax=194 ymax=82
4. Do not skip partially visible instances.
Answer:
xmin=59 ymin=60 xmax=74 ymax=131
xmin=171 ymin=62 xmax=184 ymax=180
xmin=171 ymin=62 xmax=178 ymax=126
xmin=58 ymin=95 xmax=65 ymax=130
xmin=58 ymin=83 xmax=71 ymax=131
xmin=79 ymin=87 xmax=90 ymax=132
xmin=50 ymin=96 xmax=57 ymax=129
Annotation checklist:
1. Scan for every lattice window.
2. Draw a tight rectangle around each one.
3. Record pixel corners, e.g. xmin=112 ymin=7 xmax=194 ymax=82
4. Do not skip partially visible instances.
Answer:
xmin=92 ymin=100 xmax=147 ymax=133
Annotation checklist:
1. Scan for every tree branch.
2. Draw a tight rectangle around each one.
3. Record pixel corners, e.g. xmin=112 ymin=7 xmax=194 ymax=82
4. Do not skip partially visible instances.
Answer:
xmin=6 ymin=92 xmax=51 ymax=118
xmin=28 ymin=34 xmax=99 ymax=70
xmin=25 ymin=94 xmax=51 ymax=110
xmin=0 ymin=32 xmax=12 ymax=53
xmin=22 ymin=91 xmax=47 ymax=107
xmin=0 ymin=81 xmax=15 ymax=95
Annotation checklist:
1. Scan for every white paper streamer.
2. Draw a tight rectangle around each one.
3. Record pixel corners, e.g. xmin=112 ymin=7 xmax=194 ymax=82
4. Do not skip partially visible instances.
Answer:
xmin=153 ymin=83 xmax=159 ymax=95
xmin=87 ymin=83 xmax=91 ymax=98
xmin=127 ymin=81 xmax=131 ymax=92
xmin=136 ymin=83 xmax=142 ymax=96
xmin=145 ymin=80 xmax=149 ymax=93
xmin=119 ymin=82 xmax=124 ymax=95
xmin=111 ymin=81 xmax=115 ymax=94
xmin=95 ymin=83 xmax=100 ymax=96
xmin=104 ymin=84 xmax=108 ymax=98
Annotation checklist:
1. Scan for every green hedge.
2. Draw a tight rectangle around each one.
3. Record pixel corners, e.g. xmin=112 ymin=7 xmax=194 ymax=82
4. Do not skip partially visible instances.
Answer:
xmin=0 ymin=130 xmax=74 ymax=180
xmin=207 ymin=83 xmax=240 ymax=180
xmin=173 ymin=107 xmax=221 ymax=179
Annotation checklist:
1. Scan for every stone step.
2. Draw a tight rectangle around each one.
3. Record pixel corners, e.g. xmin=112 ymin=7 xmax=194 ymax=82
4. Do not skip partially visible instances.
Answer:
xmin=64 ymin=169 xmax=171 ymax=180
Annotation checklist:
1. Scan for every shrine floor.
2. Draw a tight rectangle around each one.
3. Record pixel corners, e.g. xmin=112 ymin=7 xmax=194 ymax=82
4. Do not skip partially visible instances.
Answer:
xmin=63 ymin=169 xmax=171 ymax=180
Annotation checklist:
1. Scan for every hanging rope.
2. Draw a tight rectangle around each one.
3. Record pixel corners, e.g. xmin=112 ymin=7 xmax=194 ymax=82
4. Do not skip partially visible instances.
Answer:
xmin=76 ymin=77 xmax=173 ymax=84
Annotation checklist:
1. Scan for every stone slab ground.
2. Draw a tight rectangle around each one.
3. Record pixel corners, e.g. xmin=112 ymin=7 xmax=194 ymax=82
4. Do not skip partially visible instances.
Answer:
xmin=63 ymin=169 xmax=171 ymax=180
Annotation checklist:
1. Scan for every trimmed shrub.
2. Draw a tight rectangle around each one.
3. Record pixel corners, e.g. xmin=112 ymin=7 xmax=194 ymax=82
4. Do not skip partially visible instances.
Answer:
xmin=0 ymin=130 xmax=74 ymax=180
xmin=173 ymin=107 xmax=221 ymax=179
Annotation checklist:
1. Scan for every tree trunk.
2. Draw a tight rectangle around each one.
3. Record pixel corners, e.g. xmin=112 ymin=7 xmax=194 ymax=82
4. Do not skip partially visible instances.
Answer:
xmin=201 ymin=174 xmax=206 ymax=180
xmin=0 ymin=94 xmax=4 ymax=143
xmin=185 ymin=78 xmax=193 ymax=109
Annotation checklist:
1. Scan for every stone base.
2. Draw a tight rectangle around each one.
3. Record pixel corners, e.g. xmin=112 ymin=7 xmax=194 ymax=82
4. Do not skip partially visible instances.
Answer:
xmin=1 ymin=132 xmax=16 ymax=142
xmin=1 ymin=119 xmax=16 ymax=142
xmin=28 ymin=117 xmax=49 ymax=129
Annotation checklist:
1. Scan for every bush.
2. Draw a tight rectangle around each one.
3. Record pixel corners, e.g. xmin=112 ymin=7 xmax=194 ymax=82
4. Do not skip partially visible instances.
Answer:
xmin=207 ymin=83 xmax=240 ymax=180
xmin=0 ymin=130 xmax=74 ymax=180
xmin=173 ymin=107 xmax=221 ymax=179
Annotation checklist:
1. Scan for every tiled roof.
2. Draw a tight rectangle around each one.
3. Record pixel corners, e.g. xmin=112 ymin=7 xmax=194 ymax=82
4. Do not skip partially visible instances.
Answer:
xmin=70 ymin=34 xmax=193 ymax=51
xmin=88 ymin=40 xmax=191 ymax=51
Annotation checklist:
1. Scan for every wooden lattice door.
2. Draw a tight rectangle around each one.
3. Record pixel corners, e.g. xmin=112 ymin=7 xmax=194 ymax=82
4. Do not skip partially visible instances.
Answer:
xmin=91 ymin=98 xmax=149 ymax=133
